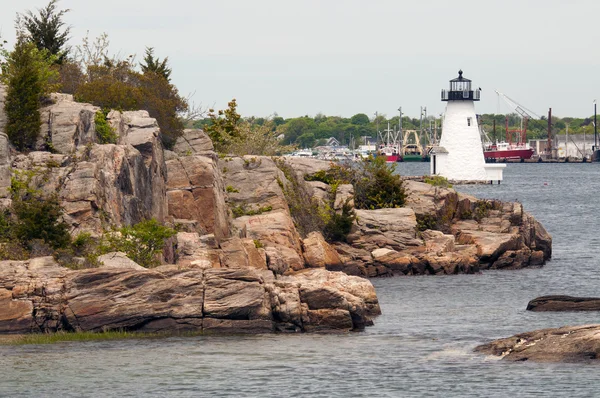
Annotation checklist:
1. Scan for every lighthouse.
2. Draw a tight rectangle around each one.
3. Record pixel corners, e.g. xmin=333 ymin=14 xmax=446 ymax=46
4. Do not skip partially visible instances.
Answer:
xmin=430 ymin=70 xmax=505 ymax=182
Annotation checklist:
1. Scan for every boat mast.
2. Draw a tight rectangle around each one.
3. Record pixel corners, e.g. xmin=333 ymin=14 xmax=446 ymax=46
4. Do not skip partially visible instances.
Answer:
xmin=398 ymin=107 xmax=403 ymax=150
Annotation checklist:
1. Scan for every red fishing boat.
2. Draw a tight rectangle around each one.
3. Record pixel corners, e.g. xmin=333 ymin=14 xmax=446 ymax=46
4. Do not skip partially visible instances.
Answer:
xmin=484 ymin=114 xmax=534 ymax=161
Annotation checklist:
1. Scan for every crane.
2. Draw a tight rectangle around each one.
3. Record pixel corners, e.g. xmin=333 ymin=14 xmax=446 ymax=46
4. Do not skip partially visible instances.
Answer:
xmin=495 ymin=91 xmax=541 ymax=146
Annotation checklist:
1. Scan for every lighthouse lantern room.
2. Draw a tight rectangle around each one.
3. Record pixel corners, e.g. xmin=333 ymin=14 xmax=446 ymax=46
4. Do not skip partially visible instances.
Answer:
xmin=430 ymin=70 xmax=505 ymax=183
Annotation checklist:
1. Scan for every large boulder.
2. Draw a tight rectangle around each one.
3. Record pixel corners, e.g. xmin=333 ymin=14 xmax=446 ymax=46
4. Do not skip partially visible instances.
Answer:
xmin=403 ymin=180 xmax=459 ymax=221
xmin=39 ymin=94 xmax=100 ymax=154
xmin=475 ymin=325 xmax=600 ymax=363
xmin=174 ymin=232 xmax=220 ymax=269
xmin=282 ymin=157 xmax=332 ymax=178
xmin=97 ymin=252 xmax=146 ymax=270
xmin=302 ymin=231 xmax=343 ymax=268
xmin=233 ymin=211 xmax=305 ymax=272
xmin=347 ymin=208 xmax=421 ymax=252
xmin=221 ymin=155 xmax=289 ymax=213
xmin=171 ymin=129 xmax=214 ymax=156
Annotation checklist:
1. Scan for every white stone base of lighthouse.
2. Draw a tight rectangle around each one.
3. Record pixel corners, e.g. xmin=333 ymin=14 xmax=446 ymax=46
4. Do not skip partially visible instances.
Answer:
xmin=432 ymin=101 xmax=491 ymax=181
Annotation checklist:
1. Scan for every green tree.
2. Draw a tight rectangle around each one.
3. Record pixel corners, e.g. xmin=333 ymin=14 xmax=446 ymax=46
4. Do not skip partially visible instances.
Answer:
xmin=297 ymin=132 xmax=316 ymax=148
xmin=140 ymin=47 xmax=171 ymax=82
xmin=351 ymin=113 xmax=370 ymax=125
xmin=204 ymin=99 xmax=242 ymax=150
xmin=17 ymin=0 xmax=71 ymax=64
xmin=1 ymin=40 xmax=58 ymax=151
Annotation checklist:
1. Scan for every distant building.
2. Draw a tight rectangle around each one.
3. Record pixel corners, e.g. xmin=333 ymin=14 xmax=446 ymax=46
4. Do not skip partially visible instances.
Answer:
xmin=326 ymin=137 xmax=340 ymax=147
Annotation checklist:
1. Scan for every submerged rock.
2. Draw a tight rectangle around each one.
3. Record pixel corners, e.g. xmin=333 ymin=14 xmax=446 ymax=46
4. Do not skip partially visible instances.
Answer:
xmin=475 ymin=325 xmax=600 ymax=363
xmin=527 ymin=295 xmax=600 ymax=312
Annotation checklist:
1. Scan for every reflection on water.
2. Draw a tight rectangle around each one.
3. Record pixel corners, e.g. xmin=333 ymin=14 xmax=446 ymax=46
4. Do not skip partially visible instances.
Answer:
xmin=1 ymin=163 xmax=600 ymax=397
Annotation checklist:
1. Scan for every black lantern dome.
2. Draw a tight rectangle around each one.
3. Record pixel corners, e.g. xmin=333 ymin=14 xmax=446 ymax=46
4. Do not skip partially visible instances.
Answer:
xmin=441 ymin=70 xmax=480 ymax=101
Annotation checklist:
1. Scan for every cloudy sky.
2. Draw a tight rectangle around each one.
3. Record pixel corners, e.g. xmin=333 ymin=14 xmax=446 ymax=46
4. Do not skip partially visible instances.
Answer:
xmin=1 ymin=0 xmax=599 ymax=119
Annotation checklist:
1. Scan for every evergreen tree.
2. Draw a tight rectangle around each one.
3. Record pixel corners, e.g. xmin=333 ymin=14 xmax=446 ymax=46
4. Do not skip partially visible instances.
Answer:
xmin=140 ymin=47 xmax=172 ymax=82
xmin=1 ymin=41 xmax=57 ymax=151
xmin=17 ymin=0 xmax=71 ymax=64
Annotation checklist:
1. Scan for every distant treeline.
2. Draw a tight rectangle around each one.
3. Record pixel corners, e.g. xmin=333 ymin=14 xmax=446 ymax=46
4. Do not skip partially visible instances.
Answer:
xmin=192 ymin=112 xmax=598 ymax=148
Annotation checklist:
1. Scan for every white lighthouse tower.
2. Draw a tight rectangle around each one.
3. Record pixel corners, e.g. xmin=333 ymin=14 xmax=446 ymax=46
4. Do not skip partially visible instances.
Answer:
xmin=430 ymin=70 xmax=505 ymax=182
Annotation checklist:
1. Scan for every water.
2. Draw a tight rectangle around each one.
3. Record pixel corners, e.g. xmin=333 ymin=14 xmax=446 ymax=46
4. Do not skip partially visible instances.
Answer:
xmin=1 ymin=163 xmax=600 ymax=397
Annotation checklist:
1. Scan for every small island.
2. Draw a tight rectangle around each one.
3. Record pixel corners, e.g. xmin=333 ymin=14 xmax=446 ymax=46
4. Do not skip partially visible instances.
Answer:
xmin=0 ymin=1 xmax=553 ymax=340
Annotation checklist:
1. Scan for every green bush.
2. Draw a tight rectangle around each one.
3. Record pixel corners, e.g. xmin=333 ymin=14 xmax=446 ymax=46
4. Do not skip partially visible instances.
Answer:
xmin=354 ymin=156 xmax=406 ymax=209
xmin=94 ymin=110 xmax=117 ymax=144
xmin=322 ymin=200 xmax=356 ymax=242
xmin=416 ymin=214 xmax=438 ymax=232
xmin=9 ymin=171 xmax=71 ymax=250
xmin=304 ymin=156 xmax=406 ymax=210
xmin=100 ymin=219 xmax=176 ymax=268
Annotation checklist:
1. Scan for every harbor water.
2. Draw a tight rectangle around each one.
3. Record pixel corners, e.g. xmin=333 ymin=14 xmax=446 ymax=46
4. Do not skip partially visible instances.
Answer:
xmin=1 ymin=163 xmax=600 ymax=397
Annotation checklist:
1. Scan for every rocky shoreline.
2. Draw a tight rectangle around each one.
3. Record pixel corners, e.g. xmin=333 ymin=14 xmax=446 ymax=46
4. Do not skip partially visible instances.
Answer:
xmin=0 ymin=93 xmax=553 ymax=335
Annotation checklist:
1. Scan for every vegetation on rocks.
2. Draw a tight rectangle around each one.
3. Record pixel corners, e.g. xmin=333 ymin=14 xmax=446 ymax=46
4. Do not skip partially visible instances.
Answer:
xmin=305 ymin=156 xmax=406 ymax=210
xmin=205 ymin=100 xmax=294 ymax=156
xmin=0 ymin=170 xmax=70 ymax=259
xmin=1 ymin=1 xmax=192 ymax=150
xmin=94 ymin=110 xmax=117 ymax=144
xmin=100 ymin=219 xmax=176 ymax=268
xmin=276 ymin=159 xmax=355 ymax=242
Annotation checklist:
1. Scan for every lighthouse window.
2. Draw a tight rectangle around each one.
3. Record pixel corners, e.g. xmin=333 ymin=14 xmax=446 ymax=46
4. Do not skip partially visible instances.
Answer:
xmin=467 ymin=117 xmax=472 ymax=126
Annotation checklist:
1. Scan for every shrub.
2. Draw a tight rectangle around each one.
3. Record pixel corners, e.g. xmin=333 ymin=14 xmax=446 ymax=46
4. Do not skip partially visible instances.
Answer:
xmin=304 ymin=156 xmax=406 ymax=210
xmin=9 ymin=171 xmax=71 ymax=250
xmin=74 ymin=63 xmax=187 ymax=149
xmin=100 ymin=219 xmax=176 ymax=268
xmin=473 ymin=200 xmax=493 ymax=222
xmin=354 ymin=156 xmax=406 ymax=209
xmin=94 ymin=110 xmax=117 ymax=144
xmin=322 ymin=200 xmax=356 ymax=242
xmin=416 ymin=214 xmax=438 ymax=232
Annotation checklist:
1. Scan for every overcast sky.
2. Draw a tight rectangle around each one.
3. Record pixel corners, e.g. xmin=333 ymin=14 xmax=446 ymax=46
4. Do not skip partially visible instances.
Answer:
xmin=1 ymin=0 xmax=599 ymax=119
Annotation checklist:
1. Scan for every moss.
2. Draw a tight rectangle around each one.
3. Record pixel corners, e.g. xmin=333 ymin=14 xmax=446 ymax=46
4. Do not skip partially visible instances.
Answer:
xmin=225 ymin=185 xmax=239 ymax=193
